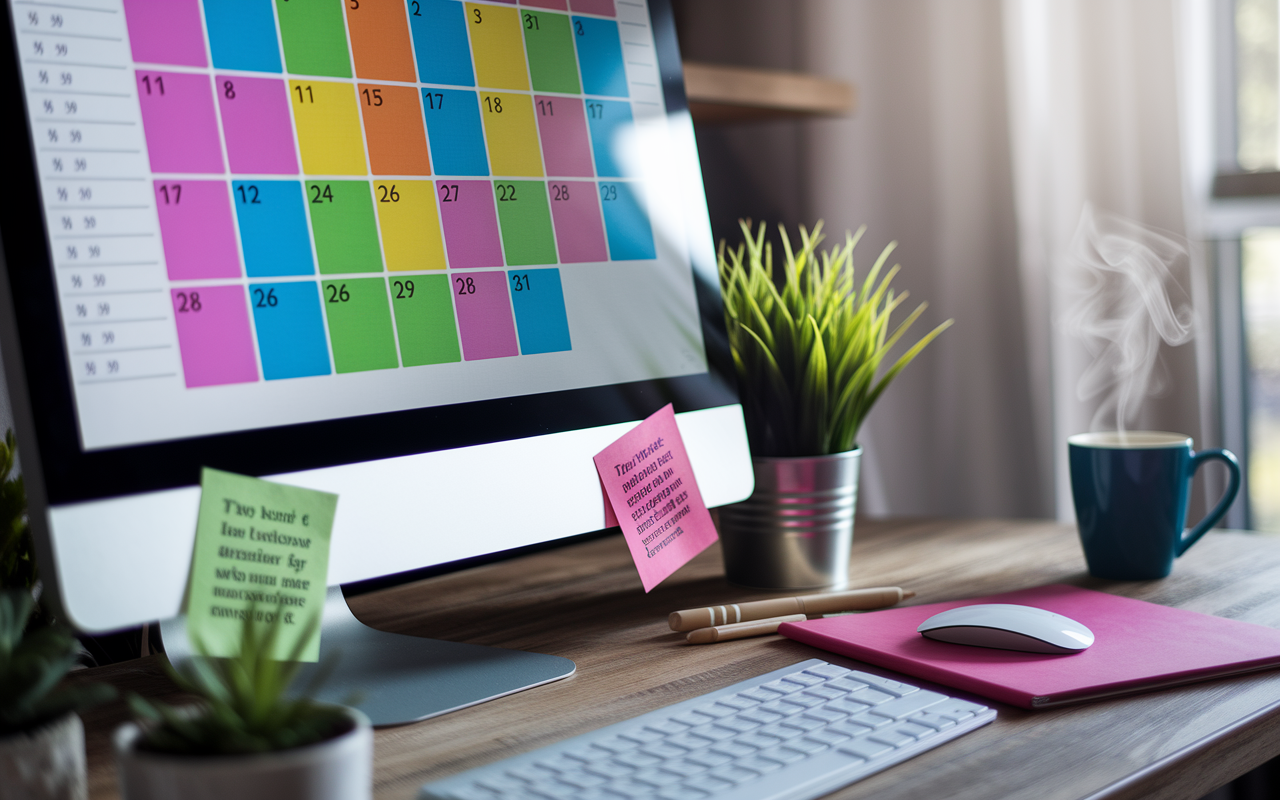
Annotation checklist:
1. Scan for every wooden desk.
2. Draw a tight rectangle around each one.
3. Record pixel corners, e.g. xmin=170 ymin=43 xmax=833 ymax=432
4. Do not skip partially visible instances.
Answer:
xmin=76 ymin=519 xmax=1280 ymax=800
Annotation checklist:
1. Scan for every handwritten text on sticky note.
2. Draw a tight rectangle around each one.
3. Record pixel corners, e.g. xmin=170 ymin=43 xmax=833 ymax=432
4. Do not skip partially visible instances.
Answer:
xmin=595 ymin=404 xmax=718 ymax=592
xmin=186 ymin=468 xmax=337 ymax=661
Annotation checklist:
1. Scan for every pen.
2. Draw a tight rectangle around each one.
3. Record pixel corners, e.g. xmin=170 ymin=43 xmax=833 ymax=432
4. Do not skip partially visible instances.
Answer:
xmin=668 ymin=586 xmax=915 ymax=632
xmin=686 ymin=614 xmax=808 ymax=644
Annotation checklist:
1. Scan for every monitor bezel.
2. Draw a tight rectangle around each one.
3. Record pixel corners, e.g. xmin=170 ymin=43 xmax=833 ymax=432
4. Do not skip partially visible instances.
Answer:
xmin=0 ymin=0 xmax=737 ymax=508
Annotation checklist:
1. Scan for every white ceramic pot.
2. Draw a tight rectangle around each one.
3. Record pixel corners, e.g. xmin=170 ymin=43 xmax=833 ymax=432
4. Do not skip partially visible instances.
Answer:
xmin=114 ymin=705 xmax=372 ymax=800
xmin=0 ymin=712 xmax=87 ymax=800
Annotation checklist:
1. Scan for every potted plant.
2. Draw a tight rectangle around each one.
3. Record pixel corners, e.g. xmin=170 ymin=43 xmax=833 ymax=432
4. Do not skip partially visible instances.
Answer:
xmin=115 ymin=613 xmax=371 ymax=800
xmin=1 ymin=430 xmax=37 ymax=595
xmin=717 ymin=220 xmax=952 ymax=589
xmin=0 ymin=590 xmax=115 ymax=800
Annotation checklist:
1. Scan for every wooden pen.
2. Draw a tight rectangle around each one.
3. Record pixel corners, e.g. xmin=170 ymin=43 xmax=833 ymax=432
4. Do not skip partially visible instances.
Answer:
xmin=686 ymin=614 xmax=807 ymax=644
xmin=668 ymin=586 xmax=914 ymax=632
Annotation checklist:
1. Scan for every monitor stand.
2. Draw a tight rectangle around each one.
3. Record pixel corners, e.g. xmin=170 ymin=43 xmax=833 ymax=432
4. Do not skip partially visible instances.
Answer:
xmin=159 ymin=586 xmax=576 ymax=727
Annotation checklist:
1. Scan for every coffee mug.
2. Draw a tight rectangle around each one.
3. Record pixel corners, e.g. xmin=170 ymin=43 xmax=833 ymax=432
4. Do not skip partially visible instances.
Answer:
xmin=1068 ymin=431 xmax=1241 ymax=580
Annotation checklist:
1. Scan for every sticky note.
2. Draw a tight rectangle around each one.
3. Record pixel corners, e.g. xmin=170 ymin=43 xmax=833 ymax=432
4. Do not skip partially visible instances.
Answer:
xmin=186 ymin=468 xmax=337 ymax=661
xmin=594 ymin=404 xmax=718 ymax=592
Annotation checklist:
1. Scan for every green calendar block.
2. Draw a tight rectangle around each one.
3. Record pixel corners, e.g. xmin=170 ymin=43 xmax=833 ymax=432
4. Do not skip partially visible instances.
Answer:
xmin=390 ymin=275 xmax=461 ymax=367
xmin=494 ymin=181 xmax=558 ymax=266
xmin=522 ymin=11 xmax=581 ymax=94
xmin=321 ymin=278 xmax=398 ymax=373
xmin=307 ymin=181 xmax=382 ymax=274
xmin=275 ymin=0 xmax=352 ymax=78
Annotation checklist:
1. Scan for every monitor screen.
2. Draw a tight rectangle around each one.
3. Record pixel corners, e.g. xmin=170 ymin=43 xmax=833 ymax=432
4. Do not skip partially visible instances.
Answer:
xmin=0 ymin=0 xmax=750 ymax=631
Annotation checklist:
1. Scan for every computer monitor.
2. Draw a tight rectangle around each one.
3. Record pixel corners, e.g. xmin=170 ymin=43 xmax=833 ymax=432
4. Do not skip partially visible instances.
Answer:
xmin=0 ymin=0 xmax=751 ymax=723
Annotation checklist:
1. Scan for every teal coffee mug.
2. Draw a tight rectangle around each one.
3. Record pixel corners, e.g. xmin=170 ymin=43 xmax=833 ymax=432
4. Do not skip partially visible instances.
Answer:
xmin=1068 ymin=431 xmax=1241 ymax=580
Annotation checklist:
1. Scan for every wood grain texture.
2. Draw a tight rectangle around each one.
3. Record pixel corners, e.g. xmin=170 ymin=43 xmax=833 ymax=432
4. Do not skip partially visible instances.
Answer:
xmin=682 ymin=61 xmax=855 ymax=124
xmin=72 ymin=519 xmax=1280 ymax=799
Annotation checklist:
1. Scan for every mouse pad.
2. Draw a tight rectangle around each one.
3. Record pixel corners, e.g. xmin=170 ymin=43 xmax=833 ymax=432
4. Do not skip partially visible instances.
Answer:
xmin=778 ymin=583 xmax=1280 ymax=709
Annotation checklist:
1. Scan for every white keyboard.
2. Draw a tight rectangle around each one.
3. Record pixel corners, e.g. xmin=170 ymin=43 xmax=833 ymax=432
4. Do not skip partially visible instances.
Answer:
xmin=420 ymin=658 xmax=995 ymax=800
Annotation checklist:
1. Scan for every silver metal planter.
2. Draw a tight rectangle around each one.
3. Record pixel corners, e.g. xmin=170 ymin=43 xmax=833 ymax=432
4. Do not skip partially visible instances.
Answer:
xmin=718 ymin=449 xmax=861 ymax=590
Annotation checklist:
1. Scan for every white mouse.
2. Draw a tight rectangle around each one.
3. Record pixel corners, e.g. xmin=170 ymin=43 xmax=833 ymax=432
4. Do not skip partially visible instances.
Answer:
xmin=916 ymin=603 xmax=1095 ymax=654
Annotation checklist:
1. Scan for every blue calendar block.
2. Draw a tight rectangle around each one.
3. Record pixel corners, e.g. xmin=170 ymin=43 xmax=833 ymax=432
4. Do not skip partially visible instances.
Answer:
xmin=599 ymin=181 xmax=654 ymax=261
xmin=204 ymin=0 xmax=282 ymax=73
xmin=422 ymin=88 xmax=490 ymax=176
xmin=509 ymin=269 xmax=571 ymax=354
xmin=584 ymin=99 xmax=632 ymax=178
xmin=410 ymin=0 xmax=476 ymax=86
xmin=231 ymin=181 xmax=315 ymax=278
xmin=249 ymin=281 xmax=332 ymax=380
xmin=573 ymin=16 xmax=627 ymax=97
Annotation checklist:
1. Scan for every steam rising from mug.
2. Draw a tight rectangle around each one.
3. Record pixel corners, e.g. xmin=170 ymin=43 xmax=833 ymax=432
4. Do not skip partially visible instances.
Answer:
xmin=1064 ymin=205 xmax=1194 ymax=433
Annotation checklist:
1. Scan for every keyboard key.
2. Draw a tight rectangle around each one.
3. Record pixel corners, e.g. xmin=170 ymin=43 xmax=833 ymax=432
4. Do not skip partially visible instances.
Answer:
xmin=711 ymin=715 xmax=758 ymax=734
xmin=739 ymin=687 xmax=783 ymax=703
xmin=739 ymin=754 xmax=785 ymax=773
xmin=667 ymin=732 xmax=715 ymax=751
xmin=786 ymin=737 xmax=829 ymax=755
xmin=758 ymin=722 xmax=807 ymax=740
xmin=805 ymin=729 xmax=852 ymax=748
xmin=803 ymin=707 xmax=848 ymax=725
xmin=829 ymin=719 xmax=876 ymax=738
xmin=852 ymin=672 xmax=919 ymax=697
xmin=848 ymin=711 xmax=893 ymax=729
xmin=687 ymin=749 xmax=734 ymax=767
xmin=594 ymin=736 xmax=640 ymax=754
xmin=778 ymin=716 xmax=824 ymax=732
xmin=620 ymin=727 xmax=665 ymax=744
xmin=912 ymin=711 xmax=959 ymax=730
xmin=536 ymin=754 xmax=584 ymax=773
xmin=759 ymin=700 xmax=807 ymax=716
xmin=708 ymin=765 xmax=761 ymax=785
xmin=657 ymin=786 xmax=710 ymax=800
xmin=614 ymin=751 xmax=663 ymax=769
xmin=647 ymin=719 xmax=690 ymax=735
xmin=642 ymin=742 xmax=689 ymax=760
xmin=738 ymin=708 xmax=783 ymax=725
xmin=609 ymin=778 xmax=662 ymax=798
xmin=781 ymin=693 xmax=825 ymax=709
xmin=828 ymin=676 xmax=871 ymax=693
xmin=804 ymin=663 xmax=852 ymax=680
xmin=827 ymin=698 xmax=872 ymax=716
xmin=840 ymin=738 xmax=894 ymax=759
xmin=707 ymin=741 xmax=756 ymax=759
xmin=869 ymin=690 xmax=949 ymax=721
xmin=802 ymin=685 xmax=846 ymax=701
xmin=633 ymin=768 xmax=684 ymax=787
xmin=928 ymin=699 xmax=989 ymax=721
xmin=556 ymin=770 xmax=608 ymax=789
xmin=716 ymin=694 xmax=760 ymax=711
xmin=663 ymin=759 xmax=708 ymax=778
xmin=737 ymin=731 xmax=786 ymax=749
xmin=781 ymin=671 xmax=826 ymax=687
xmin=562 ymin=744 xmax=614 ymax=762
xmin=684 ymin=774 xmax=735 ymax=794
xmin=758 ymin=745 xmax=807 ymax=764
xmin=761 ymin=679 xmax=806 ymax=694
xmin=848 ymin=688 xmax=897 ymax=706
xmin=688 ymin=724 xmax=736 ymax=742
xmin=577 ymin=789 xmax=623 ymax=800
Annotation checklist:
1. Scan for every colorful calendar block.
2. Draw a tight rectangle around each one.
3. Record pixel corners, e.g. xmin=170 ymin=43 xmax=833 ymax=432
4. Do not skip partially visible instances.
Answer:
xmin=465 ymin=3 xmax=530 ymax=90
xmin=422 ymin=89 xmax=490 ymax=176
xmin=217 ymin=76 xmax=298 ymax=175
xmin=409 ymin=0 xmax=476 ymax=86
xmin=547 ymin=180 xmax=607 ymax=263
xmin=573 ymin=17 xmax=627 ymax=97
xmin=290 ymin=81 xmax=369 ymax=176
xmin=494 ymin=181 xmax=557 ymax=266
xmin=171 ymin=285 xmax=259 ymax=387
xmin=390 ymin=274 xmax=462 ymax=366
xmin=123 ymin=0 xmax=208 ymax=67
xmin=599 ymin=181 xmax=655 ymax=260
xmin=155 ymin=181 xmax=241 ymax=280
xmin=452 ymin=271 xmax=519 ymax=360
xmin=345 ymin=0 xmax=417 ymax=82
xmin=275 ymin=0 xmax=352 ymax=78
xmin=306 ymin=181 xmax=383 ymax=274
xmin=523 ymin=11 xmax=581 ymax=94
xmin=136 ymin=72 xmax=224 ymax=174
xmin=204 ymin=0 xmax=282 ymax=72
xmin=524 ymin=0 xmax=568 ymax=10
xmin=509 ymin=268 xmax=571 ymax=354
xmin=480 ymin=93 xmax=543 ymax=177
xmin=232 ymin=181 xmax=316 ymax=278
xmin=437 ymin=181 xmax=504 ymax=268
xmin=360 ymin=84 xmax=432 ymax=176
xmin=535 ymin=96 xmax=594 ymax=177
xmin=321 ymin=278 xmax=399 ymax=373
xmin=250 ymin=281 xmax=332 ymax=380
xmin=375 ymin=181 xmax=447 ymax=271
xmin=569 ymin=0 xmax=615 ymax=16
xmin=585 ymin=99 xmax=632 ymax=177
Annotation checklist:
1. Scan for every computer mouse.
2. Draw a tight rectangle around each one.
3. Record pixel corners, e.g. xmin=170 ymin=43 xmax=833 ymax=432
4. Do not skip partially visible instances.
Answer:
xmin=916 ymin=603 xmax=1095 ymax=654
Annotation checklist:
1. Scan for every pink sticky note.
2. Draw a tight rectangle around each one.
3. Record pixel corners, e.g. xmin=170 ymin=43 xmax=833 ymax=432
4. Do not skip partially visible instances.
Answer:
xmin=594 ymin=404 xmax=718 ymax=592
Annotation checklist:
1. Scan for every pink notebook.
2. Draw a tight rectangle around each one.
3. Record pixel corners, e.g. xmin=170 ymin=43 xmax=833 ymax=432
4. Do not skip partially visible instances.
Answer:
xmin=778 ymin=584 xmax=1280 ymax=709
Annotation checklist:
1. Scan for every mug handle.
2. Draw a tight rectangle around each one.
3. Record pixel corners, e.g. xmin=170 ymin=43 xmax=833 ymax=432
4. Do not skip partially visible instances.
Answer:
xmin=1176 ymin=449 xmax=1243 ymax=556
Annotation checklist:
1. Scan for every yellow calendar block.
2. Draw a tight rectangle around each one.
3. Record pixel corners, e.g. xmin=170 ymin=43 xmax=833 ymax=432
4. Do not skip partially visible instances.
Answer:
xmin=373 ymin=181 xmax=446 ymax=271
xmin=290 ymin=80 xmax=368 ymax=176
xmin=479 ymin=93 xmax=543 ymax=177
xmin=465 ymin=3 xmax=529 ymax=91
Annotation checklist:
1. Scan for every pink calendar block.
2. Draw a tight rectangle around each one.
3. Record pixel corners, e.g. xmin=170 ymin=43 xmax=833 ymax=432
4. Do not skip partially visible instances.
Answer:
xmin=216 ymin=76 xmax=298 ymax=175
xmin=523 ymin=0 xmax=568 ymax=9
xmin=548 ymin=180 xmax=607 ymax=263
xmin=137 ymin=71 xmax=224 ymax=174
xmin=569 ymin=0 xmax=615 ymax=16
xmin=171 ymin=285 xmax=259 ymax=388
xmin=438 ymin=181 xmax=505 ymax=268
xmin=123 ymin=0 xmax=208 ymax=67
xmin=536 ymin=96 xmax=594 ymax=177
xmin=452 ymin=271 xmax=519 ymax=360
xmin=155 ymin=180 xmax=241 ymax=280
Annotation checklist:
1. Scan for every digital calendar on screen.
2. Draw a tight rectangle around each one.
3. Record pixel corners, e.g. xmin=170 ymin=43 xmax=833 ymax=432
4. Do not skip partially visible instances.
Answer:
xmin=12 ymin=0 xmax=708 ymax=450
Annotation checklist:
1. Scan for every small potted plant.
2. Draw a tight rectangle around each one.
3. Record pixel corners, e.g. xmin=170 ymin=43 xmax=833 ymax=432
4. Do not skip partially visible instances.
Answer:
xmin=717 ymin=220 xmax=952 ymax=589
xmin=115 ymin=613 xmax=371 ymax=800
xmin=0 ymin=590 xmax=115 ymax=800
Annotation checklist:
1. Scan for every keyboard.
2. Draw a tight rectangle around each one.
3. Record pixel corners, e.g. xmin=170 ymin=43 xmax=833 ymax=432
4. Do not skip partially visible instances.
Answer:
xmin=419 ymin=658 xmax=995 ymax=800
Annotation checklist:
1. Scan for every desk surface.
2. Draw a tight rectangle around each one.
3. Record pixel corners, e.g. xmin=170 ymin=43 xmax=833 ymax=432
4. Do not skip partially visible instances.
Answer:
xmin=75 ymin=518 xmax=1280 ymax=800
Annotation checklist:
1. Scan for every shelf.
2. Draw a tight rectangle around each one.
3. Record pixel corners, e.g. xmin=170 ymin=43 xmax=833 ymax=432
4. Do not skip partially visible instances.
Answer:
xmin=682 ymin=61 xmax=856 ymax=124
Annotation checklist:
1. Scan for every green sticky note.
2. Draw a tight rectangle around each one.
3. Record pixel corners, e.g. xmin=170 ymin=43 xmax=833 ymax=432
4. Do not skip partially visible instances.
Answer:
xmin=186 ymin=468 xmax=338 ymax=662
